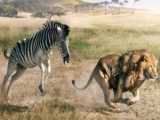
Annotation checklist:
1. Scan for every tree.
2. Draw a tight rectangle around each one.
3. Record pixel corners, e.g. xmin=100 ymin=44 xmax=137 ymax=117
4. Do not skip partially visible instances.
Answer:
xmin=0 ymin=4 xmax=17 ymax=17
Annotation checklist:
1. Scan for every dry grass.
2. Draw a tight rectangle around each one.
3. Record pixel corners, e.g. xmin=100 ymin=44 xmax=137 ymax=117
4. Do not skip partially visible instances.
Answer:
xmin=0 ymin=12 xmax=160 ymax=119
xmin=0 ymin=17 xmax=45 ymax=50
xmin=70 ymin=17 xmax=160 ymax=60
xmin=1 ymin=12 xmax=160 ymax=58
xmin=0 ymin=99 xmax=81 ymax=120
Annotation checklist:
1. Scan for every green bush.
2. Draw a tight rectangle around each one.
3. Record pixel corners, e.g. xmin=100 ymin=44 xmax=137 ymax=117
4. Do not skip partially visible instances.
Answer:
xmin=32 ymin=6 xmax=66 ymax=18
xmin=0 ymin=4 xmax=17 ymax=17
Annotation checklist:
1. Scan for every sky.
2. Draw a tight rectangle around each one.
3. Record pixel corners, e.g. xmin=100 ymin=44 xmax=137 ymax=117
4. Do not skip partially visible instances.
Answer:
xmin=81 ymin=0 xmax=160 ymax=11
xmin=134 ymin=0 xmax=160 ymax=11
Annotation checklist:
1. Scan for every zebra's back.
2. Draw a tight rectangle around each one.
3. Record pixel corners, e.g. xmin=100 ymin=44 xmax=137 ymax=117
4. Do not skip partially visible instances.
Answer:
xmin=9 ymin=38 xmax=39 ymax=68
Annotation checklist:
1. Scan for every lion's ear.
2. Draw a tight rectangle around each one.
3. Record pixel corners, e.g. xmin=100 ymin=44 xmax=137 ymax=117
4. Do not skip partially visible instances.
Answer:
xmin=141 ymin=55 xmax=148 ymax=62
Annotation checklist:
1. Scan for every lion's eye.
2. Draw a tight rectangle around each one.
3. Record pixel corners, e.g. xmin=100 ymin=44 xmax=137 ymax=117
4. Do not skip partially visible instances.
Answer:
xmin=149 ymin=66 xmax=153 ymax=70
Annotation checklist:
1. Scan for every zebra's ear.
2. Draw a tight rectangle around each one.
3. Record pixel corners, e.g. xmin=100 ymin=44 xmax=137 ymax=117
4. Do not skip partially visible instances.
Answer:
xmin=48 ymin=15 xmax=52 ymax=21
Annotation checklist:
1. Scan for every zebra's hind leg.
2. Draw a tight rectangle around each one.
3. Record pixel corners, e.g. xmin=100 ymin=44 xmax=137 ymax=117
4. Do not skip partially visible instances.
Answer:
xmin=1 ymin=62 xmax=17 ymax=103
xmin=39 ymin=60 xmax=50 ymax=96
xmin=6 ymin=65 xmax=26 ymax=97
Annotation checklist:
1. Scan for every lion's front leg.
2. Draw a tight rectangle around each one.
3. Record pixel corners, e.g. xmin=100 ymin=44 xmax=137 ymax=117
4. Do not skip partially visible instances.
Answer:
xmin=127 ymin=90 xmax=140 ymax=105
xmin=113 ymin=88 xmax=123 ymax=103
xmin=113 ymin=78 xmax=123 ymax=103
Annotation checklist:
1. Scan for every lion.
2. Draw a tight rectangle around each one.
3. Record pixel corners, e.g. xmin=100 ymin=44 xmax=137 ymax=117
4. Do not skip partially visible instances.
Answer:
xmin=72 ymin=54 xmax=121 ymax=108
xmin=114 ymin=49 xmax=159 ymax=104
xmin=72 ymin=49 xmax=158 ymax=108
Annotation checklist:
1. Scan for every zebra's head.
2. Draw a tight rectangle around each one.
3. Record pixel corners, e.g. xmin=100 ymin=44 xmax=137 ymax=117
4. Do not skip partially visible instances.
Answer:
xmin=44 ymin=21 xmax=70 ymax=64
xmin=56 ymin=22 xmax=70 ymax=64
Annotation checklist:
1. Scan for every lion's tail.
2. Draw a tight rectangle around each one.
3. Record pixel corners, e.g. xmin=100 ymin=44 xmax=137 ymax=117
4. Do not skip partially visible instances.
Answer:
xmin=3 ymin=48 xmax=12 ymax=59
xmin=72 ymin=62 xmax=99 ymax=90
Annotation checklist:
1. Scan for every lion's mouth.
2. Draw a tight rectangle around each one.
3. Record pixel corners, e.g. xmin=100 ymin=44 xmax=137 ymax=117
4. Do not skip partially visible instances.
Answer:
xmin=144 ymin=71 xmax=158 ymax=79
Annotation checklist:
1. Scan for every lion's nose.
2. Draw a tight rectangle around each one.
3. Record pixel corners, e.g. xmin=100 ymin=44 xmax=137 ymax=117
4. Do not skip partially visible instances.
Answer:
xmin=156 ymin=76 xmax=160 ymax=80
xmin=152 ymin=73 xmax=158 ymax=79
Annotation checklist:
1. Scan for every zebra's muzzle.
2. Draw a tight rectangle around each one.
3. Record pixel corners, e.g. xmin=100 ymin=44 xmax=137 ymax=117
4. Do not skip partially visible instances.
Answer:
xmin=63 ymin=54 xmax=70 ymax=64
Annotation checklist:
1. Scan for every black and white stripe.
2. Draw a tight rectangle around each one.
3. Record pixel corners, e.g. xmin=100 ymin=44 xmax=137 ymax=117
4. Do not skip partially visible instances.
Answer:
xmin=1 ymin=21 xmax=70 ymax=101
xmin=9 ymin=21 xmax=70 ymax=67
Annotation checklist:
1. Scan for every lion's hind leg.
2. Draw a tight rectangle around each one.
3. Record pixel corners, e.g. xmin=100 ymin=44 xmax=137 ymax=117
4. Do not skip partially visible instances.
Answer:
xmin=97 ymin=70 xmax=116 ymax=109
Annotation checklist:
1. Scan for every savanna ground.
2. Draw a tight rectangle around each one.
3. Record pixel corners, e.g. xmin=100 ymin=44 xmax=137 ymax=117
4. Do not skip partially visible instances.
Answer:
xmin=0 ymin=11 xmax=160 ymax=120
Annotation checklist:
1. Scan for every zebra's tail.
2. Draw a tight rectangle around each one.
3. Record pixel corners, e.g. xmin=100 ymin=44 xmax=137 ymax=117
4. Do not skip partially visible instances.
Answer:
xmin=3 ymin=48 xmax=12 ymax=59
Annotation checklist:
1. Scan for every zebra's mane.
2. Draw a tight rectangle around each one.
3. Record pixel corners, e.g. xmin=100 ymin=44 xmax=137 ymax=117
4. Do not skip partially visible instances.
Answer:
xmin=42 ymin=20 xmax=70 ymax=36
xmin=42 ymin=20 xmax=62 ymax=29
xmin=16 ymin=20 xmax=70 ymax=46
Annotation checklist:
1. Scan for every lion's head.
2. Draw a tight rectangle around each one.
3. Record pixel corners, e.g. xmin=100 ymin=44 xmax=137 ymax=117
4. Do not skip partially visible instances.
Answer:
xmin=139 ymin=53 xmax=158 ymax=79
xmin=121 ymin=50 xmax=158 ymax=90
xmin=120 ymin=49 xmax=158 ymax=80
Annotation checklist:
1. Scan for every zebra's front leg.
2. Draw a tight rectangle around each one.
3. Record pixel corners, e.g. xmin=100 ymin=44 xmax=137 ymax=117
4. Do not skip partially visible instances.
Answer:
xmin=39 ymin=60 xmax=50 ymax=96
xmin=39 ymin=63 xmax=47 ymax=96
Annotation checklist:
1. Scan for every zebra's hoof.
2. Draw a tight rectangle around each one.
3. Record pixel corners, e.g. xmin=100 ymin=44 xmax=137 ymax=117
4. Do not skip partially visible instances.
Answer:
xmin=40 ymin=91 xmax=46 ymax=96
xmin=38 ymin=85 xmax=46 ymax=96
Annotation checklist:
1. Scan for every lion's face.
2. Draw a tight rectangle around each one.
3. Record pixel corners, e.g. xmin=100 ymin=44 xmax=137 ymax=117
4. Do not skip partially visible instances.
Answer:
xmin=141 ymin=54 xmax=158 ymax=79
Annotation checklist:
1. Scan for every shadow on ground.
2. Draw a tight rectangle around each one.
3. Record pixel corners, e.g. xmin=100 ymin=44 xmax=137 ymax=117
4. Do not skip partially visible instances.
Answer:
xmin=0 ymin=104 xmax=29 ymax=113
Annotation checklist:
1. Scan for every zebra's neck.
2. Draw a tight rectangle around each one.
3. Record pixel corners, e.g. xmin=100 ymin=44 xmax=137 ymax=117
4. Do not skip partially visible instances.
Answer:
xmin=32 ymin=28 xmax=56 ymax=52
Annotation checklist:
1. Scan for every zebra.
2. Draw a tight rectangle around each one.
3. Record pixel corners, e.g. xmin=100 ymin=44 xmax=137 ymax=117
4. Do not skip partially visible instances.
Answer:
xmin=1 ymin=20 xmax=70 ymax=102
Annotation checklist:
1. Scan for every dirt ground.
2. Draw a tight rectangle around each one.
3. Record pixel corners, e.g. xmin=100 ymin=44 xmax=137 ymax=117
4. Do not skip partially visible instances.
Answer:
xmin=0 ymin=52 xmax=160 ymax=120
